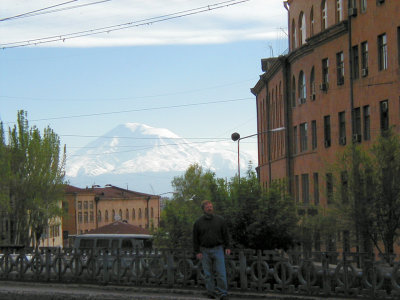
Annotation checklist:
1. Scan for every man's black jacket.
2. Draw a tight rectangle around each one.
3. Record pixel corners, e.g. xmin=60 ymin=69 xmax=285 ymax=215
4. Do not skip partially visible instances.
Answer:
xmin=193 ymin=214 xmax=230 ymax=254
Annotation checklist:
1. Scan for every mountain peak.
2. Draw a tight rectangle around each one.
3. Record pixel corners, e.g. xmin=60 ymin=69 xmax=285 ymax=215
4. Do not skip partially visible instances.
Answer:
xmin=125 ymin=123 xmax=179 ymax=139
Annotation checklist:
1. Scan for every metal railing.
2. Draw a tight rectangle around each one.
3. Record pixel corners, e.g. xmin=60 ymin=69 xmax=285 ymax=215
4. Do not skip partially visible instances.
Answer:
xmin=1 ymin=247 xmax=400 ymax=299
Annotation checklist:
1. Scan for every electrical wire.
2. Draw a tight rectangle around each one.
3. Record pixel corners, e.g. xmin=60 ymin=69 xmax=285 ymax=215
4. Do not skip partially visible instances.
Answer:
xmin=0 ymin=0 xmax=250 ymax=49
xmin=3 ymin=97 xmax=252 ymax=124
xmin=0 ymin=0 xmax=112 ymax=21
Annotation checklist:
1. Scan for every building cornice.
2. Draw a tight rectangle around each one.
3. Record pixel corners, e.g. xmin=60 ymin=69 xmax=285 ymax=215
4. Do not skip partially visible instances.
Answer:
xmin=288 ymin=21 xmax=348 ymax=64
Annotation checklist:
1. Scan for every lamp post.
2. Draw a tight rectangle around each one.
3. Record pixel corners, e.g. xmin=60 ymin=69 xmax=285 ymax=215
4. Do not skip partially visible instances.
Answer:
xmin=231 ymin=127 xmax=285 ymax=184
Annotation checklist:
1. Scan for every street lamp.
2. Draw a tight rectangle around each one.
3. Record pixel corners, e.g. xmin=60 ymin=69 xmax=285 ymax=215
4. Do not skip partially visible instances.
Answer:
xmin=231 ymin=127 xmax=285 ymax=184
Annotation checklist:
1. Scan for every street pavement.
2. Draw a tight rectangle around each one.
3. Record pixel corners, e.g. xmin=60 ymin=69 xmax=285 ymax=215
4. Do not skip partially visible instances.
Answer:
xmin=0 ymin=280 xmax=356 ymax=300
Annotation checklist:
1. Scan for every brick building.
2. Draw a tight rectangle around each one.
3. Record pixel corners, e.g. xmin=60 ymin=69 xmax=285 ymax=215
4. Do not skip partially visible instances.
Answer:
xmin=252 ymin=0 xmax=399 ymax=204
xmin=251 ymin=0 xmax=400 ymax=251
xmin=63 ymin=185 xmax=160 ymax=247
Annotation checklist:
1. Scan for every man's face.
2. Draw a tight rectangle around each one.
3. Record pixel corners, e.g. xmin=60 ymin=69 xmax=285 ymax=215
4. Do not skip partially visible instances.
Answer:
xmin=203 ymin=202 xmax=214 ymax=215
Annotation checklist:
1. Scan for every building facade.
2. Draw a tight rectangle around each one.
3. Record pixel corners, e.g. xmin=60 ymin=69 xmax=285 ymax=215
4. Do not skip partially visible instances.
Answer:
xmin=252 ymin=0 xmax=400 ymax=210
xmin=63 ymin=185 xmax=160 ymax=247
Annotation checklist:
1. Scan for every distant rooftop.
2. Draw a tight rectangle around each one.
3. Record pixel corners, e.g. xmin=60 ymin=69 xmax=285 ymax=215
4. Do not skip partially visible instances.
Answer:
xmin=85 ymin=220 xmax=150 ymax=235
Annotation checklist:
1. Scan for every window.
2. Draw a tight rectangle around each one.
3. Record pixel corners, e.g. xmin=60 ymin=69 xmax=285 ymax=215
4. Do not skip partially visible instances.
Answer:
xmin=151 ymin=207 xmax=154 ymax=218
xmin=291 ymin=19 xmax=297 ymax=50
xmin=299 ymin=12 xmax=306 ymax=45
xmin=119 ymin=209 xmax=122 ymax=220
xmin=89 ymin=201 xmax=93 ymax=209
xmin=378 ymin=33 xmax=388 ymax=71
xmin=298 ymin=71 xmax=306 ymax=103
xmin=352 ymin=45 xmax=359 ymax=79
xmin=339 ymin=111 xmax=346 ymax=145
xmin=112 ymin=209 xmax=115 ymax=221
xmin=354 ymin=107 xmax=362 ymax=142
xmin=398 ymin=27 xmax=400 ymax=65
xmin=326 ymin=173 xmax=333 ymax=204
xmin=78 ymin=201 xmax=82 ymax=210
xmin=292 ymin=76 xmax=296 ymax=107
xmin=324 ymin=115 xmax=331 ymax=147
xmin=322 ymin=58 xmax=329 ymax=85
xmin=145 ymin=208 xmax=149 ymax=219
xmin=295 ymin=175 xmax=300 ymax=203
xmin=336 ymin=0 xmax=342 ymax=22
xmin=139 ymin=208 xmax=142 ymax=219
xmin=311 ymin=120 xmax=317 ymax=149
xmin=321 ymin=0 xmax=327 ymax=30
xmin=341 ymin=171 xmax=348 ymax=203
xmin=302 ymin=174 xmax=310 ymax=204
xmin=132 ymin=208 xmax=136 ymax=220
xmin=300 ymin=122 xmax=308 ymax=152
xmin=84 ymin=212 xmax=88 ymax=223
xmin=78 ymin=212 xmax=82 ymax=224
xmin=363 ymin=105 xmax=371 ymax=140
xmin=126 ymin=209 xmax=129 ymax=220
xmin=361 ymin=41 xmax=369 ymax=75
xmin=313 ymin=173 xmax=319 ymax=205
xmin=380 ymin=100 xmax=389 ymax=132
xmin=98 ymin=210 xmax=102 ymax=222
xmin=360 ymin=0 xmax=367 ymax=13
xmin=105 ymin=210 xmax=109 ymax=222
xmin=310 ymin=6 xmax=314 ymax=36
xmin=310 ymin=67 xmax=315 ymax=100
xmin=293 ymin=126 xmax=298 ymax=154
xmin=84 ymin=201 xmax=88 ymax=209
xmin=90 ymin=211 xmax=94 ymax=222
xmin=336 ymin=52 xmax=344 ymax=85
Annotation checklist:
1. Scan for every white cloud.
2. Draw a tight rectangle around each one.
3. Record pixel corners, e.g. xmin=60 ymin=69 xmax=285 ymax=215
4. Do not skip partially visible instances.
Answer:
xmin=0 ymin=0 xmax=287 ymax=48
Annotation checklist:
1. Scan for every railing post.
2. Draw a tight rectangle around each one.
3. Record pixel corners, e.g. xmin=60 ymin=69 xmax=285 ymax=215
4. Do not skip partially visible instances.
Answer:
xmin=239 ymin=250 xmax=247 ymax=291
xmin=167 ymin=250 xmax=175 ymax=287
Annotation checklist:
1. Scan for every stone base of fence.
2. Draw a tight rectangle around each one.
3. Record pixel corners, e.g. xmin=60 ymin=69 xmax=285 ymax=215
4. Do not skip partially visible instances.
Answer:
xmin=0 ymin=280 xmax=358 ymax=300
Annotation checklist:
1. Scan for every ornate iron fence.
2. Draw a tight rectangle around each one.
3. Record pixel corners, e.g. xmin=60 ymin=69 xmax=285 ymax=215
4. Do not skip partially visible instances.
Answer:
xmin=1 ymin=247 xmax=400 ymax=298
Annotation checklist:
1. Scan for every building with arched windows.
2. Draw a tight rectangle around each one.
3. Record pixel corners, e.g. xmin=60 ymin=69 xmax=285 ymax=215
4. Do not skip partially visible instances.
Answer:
xmin=63 ymin=185 xmax=160 ymax=247
xmin=252 ymin=0 xmax=399 ymax=250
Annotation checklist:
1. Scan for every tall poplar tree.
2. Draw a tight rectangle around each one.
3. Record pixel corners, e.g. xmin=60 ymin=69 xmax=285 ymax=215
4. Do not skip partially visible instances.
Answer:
xmin=3 ymin=111 xmax=66 ymax=246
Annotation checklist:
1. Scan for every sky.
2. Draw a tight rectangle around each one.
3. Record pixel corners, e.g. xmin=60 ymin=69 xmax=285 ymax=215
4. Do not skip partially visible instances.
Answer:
xmin=0 ymin=0 xmax=288 ymax=178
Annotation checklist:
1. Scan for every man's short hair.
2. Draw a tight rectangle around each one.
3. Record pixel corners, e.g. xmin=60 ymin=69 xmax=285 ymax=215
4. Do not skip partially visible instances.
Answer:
xmin=201 ymin=200 xmax=212 ymax=210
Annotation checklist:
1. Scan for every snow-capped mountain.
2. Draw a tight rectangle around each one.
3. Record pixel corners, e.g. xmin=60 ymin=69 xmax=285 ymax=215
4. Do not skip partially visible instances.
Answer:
xmin=66 ymin=123 xmax=257 ymax=194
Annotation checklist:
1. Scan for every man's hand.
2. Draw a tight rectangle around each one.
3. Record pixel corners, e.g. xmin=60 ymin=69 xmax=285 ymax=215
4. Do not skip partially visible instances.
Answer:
xmin=196 ymin=253 xmax=203 ymax=260
xmin=225 ymin=249 xmax=231 ymax=255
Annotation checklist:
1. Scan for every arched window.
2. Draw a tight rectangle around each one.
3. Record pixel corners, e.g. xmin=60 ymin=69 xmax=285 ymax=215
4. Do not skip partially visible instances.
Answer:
xmin=98 ymin=210 xmax=102 ymax=222
xmin=299 ymin=12 xmax=306 ymax=45
xmin=139 ymin=208 xmax=142 ymax=219
xmin=132 ymin=208 xmax=136 ymax=220
xmin=291 ymin=75 xmax=296 ymax=107
xmin=321 ymin=0 xmax=327 ymax=31
xmin=310 ymin=6 xmax=314 ymax=36
xmin=112 ymin=209 xmax=115 ymax=221
xmin=298 ymin=71 xmax=306 ymax=103
xmin=119 ymin=209 xmax=122 ymax=219
xmin=126 ymin=209 xmax=129 ymax=220
xmin=336 ymin=0 xmax=342 ymax=23
xmin=105 ymin=210 xmax=109 ymax=222
xmin=291 ymin=19 xmax=297 ymax=50
xmin=310 ymin=67 xmax=315 ymax=100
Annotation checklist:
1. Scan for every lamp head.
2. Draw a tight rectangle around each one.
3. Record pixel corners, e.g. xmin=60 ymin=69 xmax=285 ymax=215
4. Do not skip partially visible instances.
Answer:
xmin=231 ymin=132 xmax=240 ymax=141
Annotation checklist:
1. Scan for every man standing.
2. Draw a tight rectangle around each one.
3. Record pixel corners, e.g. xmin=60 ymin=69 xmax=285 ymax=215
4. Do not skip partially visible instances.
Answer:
xmin=193 ymin=200 xmax=231 ymax=300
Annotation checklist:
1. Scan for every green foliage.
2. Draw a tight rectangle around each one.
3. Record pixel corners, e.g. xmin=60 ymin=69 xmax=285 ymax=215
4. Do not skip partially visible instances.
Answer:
xmin=155 ymin=163 xmax=299 ymax=251
xmin=1 ymin=111 xmax=66 ymax=246
xmin=325 ymin=128 xmax=400 ymax=258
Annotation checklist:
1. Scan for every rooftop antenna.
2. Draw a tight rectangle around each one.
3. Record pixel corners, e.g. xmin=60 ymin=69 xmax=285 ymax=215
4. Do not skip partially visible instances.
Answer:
xmin=268 ymin=45 xmax=274 ymax=57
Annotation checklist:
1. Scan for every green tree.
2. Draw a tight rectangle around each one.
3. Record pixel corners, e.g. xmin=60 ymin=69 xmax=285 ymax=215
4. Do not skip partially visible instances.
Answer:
xmin=153 ymin=164 xmax=219 ymax=248
xmin=328 ymin=128 xmax=400 ymax=260
xmin=3 ymin=111 xmax=66 ymax=246
xmin=247 ymin=180 xmax=298 ymax=250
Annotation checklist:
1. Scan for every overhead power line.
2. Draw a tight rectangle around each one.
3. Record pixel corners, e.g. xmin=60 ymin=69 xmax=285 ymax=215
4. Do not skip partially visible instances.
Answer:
xmin=0 ymin=0 xmax=250 ymax=49
xmin=0 ymin=1 xmax=112 ymax=22
xmin=3 ymin=97 xmax=252 ymax=124
xmin=0 ymin=0 xmax=111 ymax=22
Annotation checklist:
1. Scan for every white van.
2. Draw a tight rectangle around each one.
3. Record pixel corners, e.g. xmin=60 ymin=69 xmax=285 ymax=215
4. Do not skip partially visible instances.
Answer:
xmin=74 ymin=234 xmax=153 ymax=250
